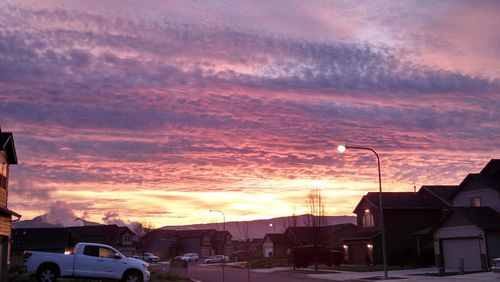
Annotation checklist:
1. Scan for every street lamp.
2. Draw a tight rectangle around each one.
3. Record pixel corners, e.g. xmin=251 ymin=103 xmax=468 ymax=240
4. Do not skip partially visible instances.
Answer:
xmin=337 ymin=145 xmax=388 ymax=279
xmin=209 ymin=209 xmax=226 ymax=282
xmin=209 ymin=209 xmax=226 ymax=231
xmin=269 ymin=223 xmax=276 ymax=233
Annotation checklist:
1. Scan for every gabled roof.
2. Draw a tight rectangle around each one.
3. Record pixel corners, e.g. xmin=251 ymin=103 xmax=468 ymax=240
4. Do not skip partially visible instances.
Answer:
xmin=12 ymin=224 xmax=135 ymax=251
xmin=353 ymin=192 xmax=441 ymax=213
xmin=0 ymin=206 xmax=21 ymax=218
xmin=454 ymin=207 xmax=500 ymax=230
xmin=175 ymin=229 xmax=216 ymax=238
xmin=342 ymin=230 xmax=380 ymax=241
xmin=480 ymin=159 xmax=500 ymax=176
xmin=449 ymin=160 xmax=500 ymax=199
xmin=285 ymin=223 xmax=356 ymax=243
xmin=11 ymin=228 xmax=71 ymax=250
xmin=458 ymin=173 xmax=500 ymax=193
xmin=433 ymin=207 xmax=500 ymax=232
xmin=419 ymin=185 xmax=458 ymax=206
xmin=213 ymin=230 xmax=232 ymax=241
xmin=0 ymin=131 xmax=17 ymax=164
xmin=263 ymin=233 xmax=288 ymax=244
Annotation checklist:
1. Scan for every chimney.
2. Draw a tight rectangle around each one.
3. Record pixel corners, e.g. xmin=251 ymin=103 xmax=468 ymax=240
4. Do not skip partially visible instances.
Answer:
xmin=413 ymin=185 xmax=416 ymax=193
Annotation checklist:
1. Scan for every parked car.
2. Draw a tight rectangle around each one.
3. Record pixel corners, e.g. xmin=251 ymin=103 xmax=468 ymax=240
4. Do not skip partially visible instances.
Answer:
xmin=493 ymin=258 xmax=500 ymax=273
xmin=24 ymin=242 xmax=150 ymax=282
xmin=204 ymin=255 xmax=229 ymax=264
xmin=175 ymin=253 xmax=199 ymax=262
xmin=292 ymin=246 xmax=342 ymax=268
xmin=131 ymin=253 xmax=159 ymax=263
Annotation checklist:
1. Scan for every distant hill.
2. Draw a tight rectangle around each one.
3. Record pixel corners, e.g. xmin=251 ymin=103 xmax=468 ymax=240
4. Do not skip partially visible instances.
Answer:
xmin=13 ymin=215 xmax=101 ymax=229
xmin=160 ymin=214 xmax=356 ymax=239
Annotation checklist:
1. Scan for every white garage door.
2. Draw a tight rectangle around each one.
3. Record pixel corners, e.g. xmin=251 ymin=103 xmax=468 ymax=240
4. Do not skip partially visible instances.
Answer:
xmin=442 ymin=238 xmax=482 ymax=271
xmin=262 ymin=243 xmax=273 ymax=257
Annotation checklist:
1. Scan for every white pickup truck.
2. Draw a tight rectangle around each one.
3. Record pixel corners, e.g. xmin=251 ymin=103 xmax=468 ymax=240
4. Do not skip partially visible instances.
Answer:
xmin=24 ymin=242 xmax=150 ymax=282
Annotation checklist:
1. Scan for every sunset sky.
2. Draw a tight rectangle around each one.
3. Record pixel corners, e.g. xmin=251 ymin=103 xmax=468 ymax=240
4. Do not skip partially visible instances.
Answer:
xmin=1 ymin=0 xmax=499 ymax=228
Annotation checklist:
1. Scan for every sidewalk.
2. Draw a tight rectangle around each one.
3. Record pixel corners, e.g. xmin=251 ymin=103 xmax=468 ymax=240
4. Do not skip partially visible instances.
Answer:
xmin=305 ymin=267 xmax=499 ymax=281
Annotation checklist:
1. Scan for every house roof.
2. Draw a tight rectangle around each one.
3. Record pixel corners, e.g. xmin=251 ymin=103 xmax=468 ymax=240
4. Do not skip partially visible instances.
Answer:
xmin=213 ymin=230 xmax=232 ymax=241
xmin=11 ymin=228 xmax=71 ymax=250
xmin=458 ymin=173 xmax=500 ymax=193
xmin=342 ymin=230 xmax=380 ymax=241
xmin=480 ymin=159 xmax=500 ymax=176
xmin=448 ymin=160 xmax=500 ymax=199
xmin=0 ymin=206 xmax=21 ymax=218
xmin=419 ymin=185 xmax=458 ymax=205
xmin=450 ymin=207 xmax=500 ymax=231
xmin=175 ymin=229 xmax=216 ymax=238
xmin=263 ymin=233 xmax=289 ymax=244
xmin=286 ymin=223 xmax=355 ymax=243
xmin=353 ymin=192 xmax=442 ymax=213
xmin=12 ymin=224 xmax=135 ymax=250
xmin=0 ymin=131 xmax=17 ymax=164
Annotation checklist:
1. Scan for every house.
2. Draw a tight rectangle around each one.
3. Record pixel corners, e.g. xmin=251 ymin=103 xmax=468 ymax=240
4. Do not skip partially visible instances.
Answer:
xmin=262 ymin=233 xmax=289 ymax=257
xmin=142 ymin=229 xmax=233 ymax=259
xmin=0 ymin=129 xmax=21 ymax=282
xmin=342 ymin=191 xmax=446 ymax=266
xmin=262 ymin=224 xmax=356 ymax=259
xmin=140 ymin=229 xmax=179 ymax=260
xmin=212 ymin=230 xmax=233 ymax=256
xmin=11 ymin=224 xmax=136 ymax=259
xmin=432 ymin=159 xmax=500 ymax=272
xmin=175 ymin=229 xmax=215 ymax=258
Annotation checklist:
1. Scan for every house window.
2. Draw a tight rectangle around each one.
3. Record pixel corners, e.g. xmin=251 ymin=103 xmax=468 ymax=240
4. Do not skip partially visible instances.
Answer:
xmin=362 ymin=209 xmax=374 ymax=228
xmin=471 ymin=197 xmax=481 ymax=207
xmin=123 ymin=234 xmax=133 ymax=243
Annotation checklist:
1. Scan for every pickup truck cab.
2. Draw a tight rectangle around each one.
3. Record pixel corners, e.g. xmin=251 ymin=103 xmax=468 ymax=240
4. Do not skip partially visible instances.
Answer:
xmin=24 ymin=242 xmax=150 ymax=282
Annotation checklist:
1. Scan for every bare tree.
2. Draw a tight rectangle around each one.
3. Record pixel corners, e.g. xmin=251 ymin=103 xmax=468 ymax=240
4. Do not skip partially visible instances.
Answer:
xmin=283 ymin=207 xmax=299 ymax=270
xmin=131 ymin=221 xmax=154 ymax=242
xmin=236 ymin=221 xmax=252 ymax=282
xmin=304 ymin=188 xmax=327 ymax=272
xmin=281 ymin=206 xmax=298 ymax=233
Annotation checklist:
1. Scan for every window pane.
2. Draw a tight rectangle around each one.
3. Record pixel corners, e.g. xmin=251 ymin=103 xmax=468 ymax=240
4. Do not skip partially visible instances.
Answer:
xmin=83 ymin=246 xmax=99 ymax=257
xmin=99 ymin=247 xmax=116 ymax=258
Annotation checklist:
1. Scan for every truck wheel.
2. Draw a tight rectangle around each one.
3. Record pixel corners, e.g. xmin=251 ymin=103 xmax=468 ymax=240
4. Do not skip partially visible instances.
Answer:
xmin=122 ymin=270 xmax=143 ymax=282
xmin=37 ymin=266 xmax=58 ymax=282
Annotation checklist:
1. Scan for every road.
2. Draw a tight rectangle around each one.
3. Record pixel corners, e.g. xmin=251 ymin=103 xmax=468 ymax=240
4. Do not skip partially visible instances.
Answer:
xmin=188 ymin=264 xmax=334 ymax=282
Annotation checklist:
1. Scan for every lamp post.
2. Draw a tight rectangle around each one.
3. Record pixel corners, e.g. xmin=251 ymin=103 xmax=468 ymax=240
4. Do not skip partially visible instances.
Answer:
xmin=338 ymin=145 xmax=388 ymax=279
xmin=210 ymin=209 xmax=226 ymax=231
xmin=209 ymin=209 xmax=226 ymax=282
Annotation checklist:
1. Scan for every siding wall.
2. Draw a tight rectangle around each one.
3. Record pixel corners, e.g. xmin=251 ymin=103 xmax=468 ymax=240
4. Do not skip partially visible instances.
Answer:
xmin=0 ymin=152 xmax=6 ymax=208
xmin=434 ymin=225 xmax=486 ymax=255
xmin=453 ymin=188 xmax=500 ymax=213
xmin=0 ymin=190 xmax=6 ymax=208
xmin=0 ymin=217 xmax=10 ymax=237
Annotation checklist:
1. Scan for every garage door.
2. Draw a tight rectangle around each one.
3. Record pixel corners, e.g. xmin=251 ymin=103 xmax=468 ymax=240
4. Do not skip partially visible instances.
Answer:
xmin=262 ymin=243 xmax=273 ymax=257
xmin=442 ymin=238 xmax=482 ymax=271
xmin=349 ymin=244 xmax=368 ymax=265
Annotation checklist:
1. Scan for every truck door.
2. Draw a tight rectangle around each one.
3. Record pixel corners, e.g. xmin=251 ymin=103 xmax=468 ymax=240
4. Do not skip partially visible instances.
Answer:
xmin=95 ymin=246 xmax=125 ymax=279
xmin=74 ymin=245 xmax=100 ymax=278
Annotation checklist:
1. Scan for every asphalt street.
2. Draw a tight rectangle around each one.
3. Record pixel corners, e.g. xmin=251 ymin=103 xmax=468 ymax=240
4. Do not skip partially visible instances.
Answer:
xmin=188 ymin=264 xmax=334 ymax=282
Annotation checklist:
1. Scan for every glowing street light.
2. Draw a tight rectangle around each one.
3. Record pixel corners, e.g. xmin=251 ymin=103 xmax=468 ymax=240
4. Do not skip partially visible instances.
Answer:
xmin=209 ymin=209 xmax=226 ymax=282
xmin=209 ymin=209 xmax=226 ymax=231
xmin=338 ymin=144 xmax=388 ymax=279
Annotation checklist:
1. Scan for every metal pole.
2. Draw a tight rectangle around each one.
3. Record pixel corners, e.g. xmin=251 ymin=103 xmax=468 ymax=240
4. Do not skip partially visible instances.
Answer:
xmin=345 ymin=146 xmax=388 ymax=279
xmin=210 ymin=209 xmax=225 ymax=282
